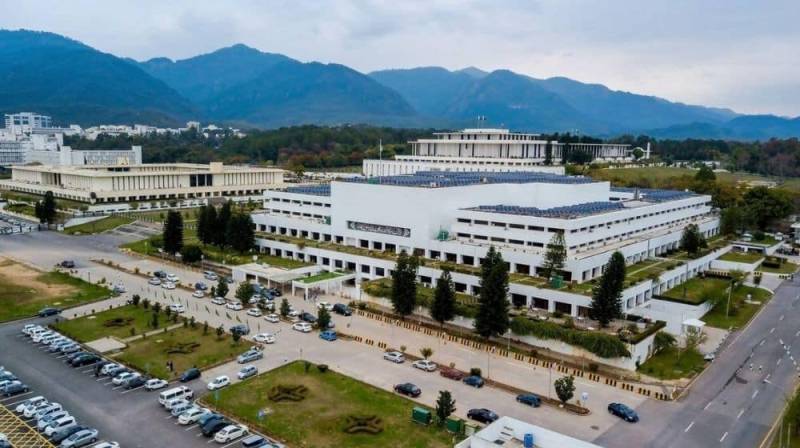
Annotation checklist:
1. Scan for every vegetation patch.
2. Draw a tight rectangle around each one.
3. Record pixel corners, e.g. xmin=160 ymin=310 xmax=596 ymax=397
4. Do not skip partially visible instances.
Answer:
xmin=343 ymin=415 xmax=383 ymax=435
xmin=702 ymin=285 xmax=771 ymax=329
xmin=659 ymin=277 xmax=731 ymax=305
xmin=509 ymin=317 xmax=630 ymax=358
xmin=718 ymin=251 xmax=764 ymax=264
xmin=638 ymin=346 xmax=705 ymax=380
xmin=268 ymin=385 xmax=309 ymax=402
xmin=54 ymin=304 xmax=156 ymax=342
xmin=362 ymin=277 xmax=478 ymax=318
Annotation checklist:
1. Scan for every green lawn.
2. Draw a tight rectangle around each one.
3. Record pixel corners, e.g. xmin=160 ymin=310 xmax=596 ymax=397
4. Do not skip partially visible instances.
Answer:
xmin=660 ymin=277 xmax=730 ymax=305
xmin=758 ymin=260 xmax=799 ymax=274
xmin=719 ymin=251 xmax=764 ymax=263
xmin=122 ymin=227 xmax=258 ymax=265
xmin=638 ymin=347 xmax=706 ymax=380
xmin=702 ymin=286 xmax=772 ymax=329
xmin=124 ymin=207 xmax=202 ymax=223
xmin=63 ymin=215 xmax=134 ymax=235
xmin=362 ymin=277 xmax=478 ymax=317
xmin=116 ymin=325 xmax=254 ymax=380
xmin=258 ymin=254 xmax=312 ymax=269
xmin=298 ymin=271 xmax=345 ymax=284
xmin=0 ymin=262 xmax=109 ymax=323
xmin=53 ymin=304 xmax=159 ymax=342
xmin=201 ymin=361 xmax=459 ymax=448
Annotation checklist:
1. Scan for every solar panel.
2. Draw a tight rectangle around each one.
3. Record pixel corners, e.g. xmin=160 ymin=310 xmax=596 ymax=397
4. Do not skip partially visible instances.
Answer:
xmin=284 ymin=184 xmax=331 ymax=197
xmin=344 ymin=171 xmax=595 ymax=188
xmin=470 ymin=201 xmax=626 ymax=219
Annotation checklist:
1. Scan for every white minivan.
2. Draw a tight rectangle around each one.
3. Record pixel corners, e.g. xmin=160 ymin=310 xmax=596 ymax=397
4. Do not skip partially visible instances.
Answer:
xmin=159 ymin=386 xmax=193 ymax=406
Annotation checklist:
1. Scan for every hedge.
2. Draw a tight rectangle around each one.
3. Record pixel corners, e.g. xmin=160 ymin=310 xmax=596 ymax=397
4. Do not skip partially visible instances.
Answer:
xmin=509 ymin=317 xmax=631 ymax=358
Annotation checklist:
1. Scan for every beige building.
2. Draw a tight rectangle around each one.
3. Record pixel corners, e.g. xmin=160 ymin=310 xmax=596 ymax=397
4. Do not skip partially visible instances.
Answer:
xmin=1 ymin=162 xmax=284 ymax=204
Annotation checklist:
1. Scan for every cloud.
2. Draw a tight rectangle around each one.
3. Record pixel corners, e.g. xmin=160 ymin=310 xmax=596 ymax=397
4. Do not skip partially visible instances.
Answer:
xmin=0 ymin=0 xmax=798 ymax=115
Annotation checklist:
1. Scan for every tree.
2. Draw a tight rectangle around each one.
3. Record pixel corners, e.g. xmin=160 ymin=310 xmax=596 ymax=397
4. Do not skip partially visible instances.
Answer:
xmin=150 ymin=312 xmax=159 ymax=329
xmin=203 ymin=320 xmax=209 ymax=335
xmin=694 ymin=165 xmax=716 ymax=182
xmin=653 ymin=331 xmax=677 ymax=354
xmin=216 ymin=325 xmax=224 ymax=340
xmin=280 ymin=298 xmax=291 ymax=317
xmin=216 ymin=276 xmax=229 ymax=298
xmin=720 ymin=207 xmax=745 ymax=236
xmin=391 ymin=250 xmax=418 ymax=317
xmin=232 ymin=331 xmax=241 ymax=345
xmin=435 ymin=390 xmax=457 ymax=425
xmin=204 ymin=205 xmax=218 ymax=245
xmin=35 ymin=191 xmax=57 ymax=224
xmin=632 ymin=147 xmax=644 ymax=160
xmin=742 ymin=186 xmax=793 ymax=230
xmin=541 ymin=232 xmax=566 ymax=280
xmin=226 ymin=212 xmax=255 ymax=253
xmin=152 ymin=302 xmax=162 ymax=314
xmin=180 ymin=244 xmax=203 ymax=263
xmin=420 ymin=347 xmax=433 ymax=359
xmin=317 ymin=307 xmax=331 ymax=330
xmin=131 ymin=294 xmax=141 ymax=307
xmin=196 ymin=206 xmax=210 ymax=245
xmin=588 ymin=251 xmax=626 ymax=327
xmin=162 ymin=210 xmax=184 ymax=254
xmin=680 ymin=224 xmax=707 ymax=256
xmin=430 ymin=270 xmax=456 ymax=327
xmin=474 ymin=246 xmax=510 ymax=338
xmin=544 ymin=141 xmax=553 ymax=165
xmin=214 ymin=201 xmax=233 ymax=247
xmin=554 ymin=375 xmax=575 ymax=405
xmin=235 ymin=282 xmax=254 ymax=304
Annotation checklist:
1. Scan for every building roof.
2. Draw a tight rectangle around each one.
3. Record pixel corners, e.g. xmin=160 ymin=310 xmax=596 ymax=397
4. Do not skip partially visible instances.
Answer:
xmin=610 ymin=187 xmax=697 ymax=202
xmin=468 ymin=201 xmax=626 ymax=219
xmin=284 ymin=184 xmax=331 ymax=197
xmin=340 ymin=171 xmax=596 ymax=188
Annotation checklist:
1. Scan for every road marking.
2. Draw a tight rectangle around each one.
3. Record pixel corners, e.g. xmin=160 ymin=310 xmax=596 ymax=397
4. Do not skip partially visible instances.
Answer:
xmin=685 ymin=421 xmax=695 ymax=432
xmin=704 ymin=402 xmax=712 ymax=410
xmin=771 ymin=328 xmax=776 ymax=334
xmin=752 ymin=390 xmax=759 ymax=399
xmin=220 ymin=439 xmax=242 ymax=448
xmin=0 ymin=392 xmax=31 ymax=402
xmin=737 ymin=409 xmax=745 ymax=419
xmin=780 ymin=315 xmax=785 ymax=321
xmin=81 ymin=368 xmax=95 ymax=373
xmin=185 ymin=424 xmax=198 ymax=431
xmin=778 ymin=358 xmax=782 ymax=366
xmin=720 ymin=432 xmax=728 ymax=442
xmin=120 ymin=385 xmax=144 ymax=394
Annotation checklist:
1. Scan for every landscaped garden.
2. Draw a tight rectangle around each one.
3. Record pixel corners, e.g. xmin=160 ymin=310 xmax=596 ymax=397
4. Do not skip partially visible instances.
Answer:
xmin=63 ymin=215 xmax=133 ymax=235
xmin=53 ymin=304 xmax=157 ymax=342
xmin=200 ymin=361 xmax=458 ymax=448
xmin=718 ymin=251 xmax=764 ymax=264
xmin=701 ymin=285 xmax=772 ymax=329
xmin=757 ymin=257 xmax=798 ymax=274
xmin=362 ymin=277 xmax=478 ymax=318
xmin=123 ymin=227 xmax=256 ymax=265
xmin=0 ymin=258 xmax=109 ymax=323
xmin=659 ymin=276 xmax=731 ymax=305
xmin=638 ymin=346 xmax=706 ymax=380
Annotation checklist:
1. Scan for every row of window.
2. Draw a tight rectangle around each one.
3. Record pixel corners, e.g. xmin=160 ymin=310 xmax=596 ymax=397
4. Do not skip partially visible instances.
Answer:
xmin=266 ymin=197 xmax=331 ymax=207
xmin=265 ymin=209 xmax=329 ymax=222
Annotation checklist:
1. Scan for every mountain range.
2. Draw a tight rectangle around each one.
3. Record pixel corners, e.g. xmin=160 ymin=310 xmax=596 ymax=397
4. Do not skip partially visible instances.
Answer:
xmin=2 ymin=29 xmax=799 ymax=140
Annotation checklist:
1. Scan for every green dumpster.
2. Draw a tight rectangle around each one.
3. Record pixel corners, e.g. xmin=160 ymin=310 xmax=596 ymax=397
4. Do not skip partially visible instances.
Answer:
xmin=445 ymin=417 xmax=464 ymax=434
xmin=411 ymin=407 xmax=432 ymax=425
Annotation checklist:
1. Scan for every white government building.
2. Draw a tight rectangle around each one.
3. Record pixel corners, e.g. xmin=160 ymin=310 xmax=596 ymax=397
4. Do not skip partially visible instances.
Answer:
xmin=362 ymin=128 xmax=647 ymax=177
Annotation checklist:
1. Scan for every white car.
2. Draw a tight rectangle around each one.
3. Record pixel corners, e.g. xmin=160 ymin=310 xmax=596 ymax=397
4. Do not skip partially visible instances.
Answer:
xmin=94 ymin=443 xmax=120 ymax=448
xmin=226 ymin=301 xmax=243 ymax=311
xmin=412 ymin=359 xmax=438 ymax=372
xmin=192 ymin=290 xmax=205 ymax=298
xmin=317 ymin=301 xmax=333 ymax=311
xmin=145 ymin=378 xmax=168 ymax=391
xmin=211 ymin=297 xmax=226 ymax=305
xmin=246 ymin=308 xmax=262 ymax=317
xmin=44 ymin=415 xmax=76 ymax=436
xmin=15 ymin=396 xmax=45 ymax=414
xmin=112 ymin=372 xmax=139 ymax=386
xmin=162 ymin=281 xmax=176 ymax=290
xmin=214 ymin=424 xmax=248 ymax=443
xmin=292 ymin=322 xmax=312 ymax=333
xmin=383 ymin=351 xmax=405 ymax=363
xmin=207 ymin=375 xmax=230 ymax=391
xmin=264 ymin=313 xmax=280 ymax=323
xmin=112 ymin=284 xmax=126 ymax=293
xmin=148 ymin=276 xmax=161 ymax=285
xmin=288 ymin=309 xmax=300 ymax=317
xmin=169 ymin=303 xmax=186 ymax=313
xmin=253 ymin=333 xmax=275 ymax=344
xmin=100 ymin=363 xmax=120 ymax=375
xmin=177 ymin=407 xmax=208 ymax=425
xmin=166 ymin=274 xmax=180 ymax=283
xmin=25 ymin=402 xmax=57 ymax=419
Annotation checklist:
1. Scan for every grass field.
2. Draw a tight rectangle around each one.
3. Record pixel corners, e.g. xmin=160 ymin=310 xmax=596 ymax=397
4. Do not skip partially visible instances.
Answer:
xmin=63 ymin=216 xmax=134 ymax=235
xmin=0 ymin=258 xmax=109 ymax=323
xmin=660 ymin=277 xmax=730 ymax=305
xmin=258 ymin=254 xmax=312 ymax=269
xmin=123 ymin=207 xmax=202 ymax=223
xmin=202 ymin=361 xmax=458 ymax=448
xmin=718 ymin=251 xmax=764 ymax=264
xmin=116 ymin=325 xmax=254 ymax=380
xmin=298 ymin=271 xmax=345 ymax=284
xmin=638 ymin=347 xmax=706 ymax=380
xmin=53 ymin=304 xmax=160 ymax=342
xmin=758 ymin=261 xmax=799 ymax=274
xmin=701 ymin=285 xmax=771 ymax=329
xmin=122 ymin=227 xmax=257 ymax=265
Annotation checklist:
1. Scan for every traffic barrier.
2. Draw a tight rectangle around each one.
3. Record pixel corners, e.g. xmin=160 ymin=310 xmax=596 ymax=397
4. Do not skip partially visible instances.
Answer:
xmin=377 ymin=341 xmax=388 ymax=349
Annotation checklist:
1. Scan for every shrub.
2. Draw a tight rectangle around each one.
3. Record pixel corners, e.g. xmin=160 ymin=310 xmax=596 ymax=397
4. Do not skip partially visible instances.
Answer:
xmin=317 ymin=364 xmax=329 ymax=373
xmin=131 ymin=294 xmax=141 ymax=306
xmin=510 ymin=316 xmax=630 ymax=358
xmin=588 ymin=363 xmax=599 ymax=372
xmin=552 ymin=310 xmax=564 ymax=319
xmin=180 ymin=245 xmax=204 ymax=263
xmin=469 ymin=367 xmax=482 ymax=377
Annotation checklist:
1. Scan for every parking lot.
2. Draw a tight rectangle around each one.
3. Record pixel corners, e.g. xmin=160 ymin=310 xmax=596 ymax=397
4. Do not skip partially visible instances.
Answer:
xmin=0 ymin=317 xmax=243 ymax=448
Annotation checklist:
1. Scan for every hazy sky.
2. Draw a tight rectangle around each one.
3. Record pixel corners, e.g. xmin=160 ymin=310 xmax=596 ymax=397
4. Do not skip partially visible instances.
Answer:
xmin=1 ymin=0 xmax=798 ymax=116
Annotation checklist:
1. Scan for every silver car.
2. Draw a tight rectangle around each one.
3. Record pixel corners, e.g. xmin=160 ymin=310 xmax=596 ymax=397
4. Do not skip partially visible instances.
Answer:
xmin=60 ymin=428 xmax=99 ymax=447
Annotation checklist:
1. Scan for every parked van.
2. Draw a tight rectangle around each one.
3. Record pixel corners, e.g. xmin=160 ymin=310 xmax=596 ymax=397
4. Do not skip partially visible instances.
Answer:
xmin=159 ymin=386 xmax=193 ymax=406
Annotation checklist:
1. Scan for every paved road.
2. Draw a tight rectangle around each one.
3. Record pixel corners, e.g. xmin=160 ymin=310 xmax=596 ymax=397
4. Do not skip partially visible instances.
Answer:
xmin=596 ymin=276 xmax=800 ymax=448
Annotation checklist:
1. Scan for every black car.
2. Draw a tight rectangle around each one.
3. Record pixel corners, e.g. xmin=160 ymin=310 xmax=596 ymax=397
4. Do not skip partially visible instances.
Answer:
xmin=516 ymin=393 xmax=541 ymax=407
xmin=267 ymin=287 xmax=282 ymax=297
xmin=195 ymin=282 xmax=208 ymax=291
xmin=65 ymin=351 xmax=89 ymax=363
xmin=608 ymin=403 xmax=639 ymax=423
xmin=229 ymin=324 xmax=250 ymax=336
xmin=197 ymin=412 xmax=222 ymax=427
xmin=70 ymin=354 xmax=100 ymax=367
xmin=60 ymin=260 xmax=76 ymax=269
xmin=105 ymin=366 xmax=129 ymax=377
xmin=393 ymin=383 xmax=421 ymax=397
xmin=51 ymin=425 xmax=89 ymax=443
xmin=0 ymin=373 xmax=16 ymax=382
xmin=332 ymin=303 xmax=352 ymax=316
xmin=154 ymin=270 xmax=167 ymax=278
xmin=2 ymin=382 xmax=29 ymax=397
xmin=180 ymin=367 xmax=201 ymax=382
xmin=125 ymin=375 xmax=147 ymax=389
xmin=467 ymin=408 xmax=499 ymax=424
xmin=300 ymin=312 xmax=317 ymax=324
xmin=38 ymin=307 xmax=62 ymax=317
xmin=201 ymin=418 xmax=230 ymax=437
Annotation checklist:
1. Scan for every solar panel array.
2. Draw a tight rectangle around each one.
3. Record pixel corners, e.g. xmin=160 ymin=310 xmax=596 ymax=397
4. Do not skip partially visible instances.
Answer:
xmin=344 ymin=171 xmax=594 ymax=188
xmin=470 ymin=201 xmax=626 ymax=219
xmin=609 ymin=187 xmax=696 ymax=202
xmin=284 ymin=184 xmax=331 ymax=196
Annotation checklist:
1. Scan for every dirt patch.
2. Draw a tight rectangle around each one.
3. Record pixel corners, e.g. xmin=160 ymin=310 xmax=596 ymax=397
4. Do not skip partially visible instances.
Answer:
xmin=0 ymin=257 xmax=77 ymax=302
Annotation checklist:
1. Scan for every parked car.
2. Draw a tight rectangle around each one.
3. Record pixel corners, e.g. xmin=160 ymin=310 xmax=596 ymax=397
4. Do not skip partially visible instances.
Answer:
xmin=38 ymin=410 xmax=69 ymax=431
xmin=299 ymin=312 xmax=317 ymax=324
xmin=171 ymin=401 xmax=195 ymax=417
xmin=125 ymin=375 xmax=147 ymax=389
xmin=178 ymin=407 xmax=209 ymax=425
xmin=226 ymin=301 xmax=243 ymax=311
xmin=292 ymin=322 xmax=312 ymax=333
xmin=238 ymin=365 xmax=258 ymax=380
xmin=467 ymin=408 xmax=498 ymax=424
xmin=15 ymin=396 xmax=46 ymax=414
xmin=214 ymin=424 xmax=249 ymax=443
xmin=516 ymin=393 xmax=541 ymax=407
xmin=169 ymin=303 xmax=186 ymax=313
xmin=197 ymin=413 xmax=223 ymax=427
xmin=393 ymin=383 xmax=421 ymax=397
xmin=608 ymin=403 xmax=639 ymax=423
xmin=316 ymin=301 xmax=334 ymax=311
xmin=153 ymin=270 xmax=167 ymax=278
xmin=104 ymin=365 xmax=129 ymax=377
xmin=230 ymin=324 xmax=250 ymax=336
xmin=2 ymin=382 xmax=29 ymax=397
xmin=51 ymin=425 xmax=88 ymax=444
xmin=211 ymin=297 xmax=226 ymax=305
xmin=145 ymin=378 xmax=169 ymax=390
xmin=180 ymin=368 xmax=201 ymax=382
xmin=112 ymin=372 xmax=138 ymax=386
xmin=38 ymin=307 xmax=61 ymax=317
xmin=237 ymin=349 xmax=263 ymax=364
xmin=100 ymin=363 xmax=120 ymax=376
xmin=204 ymin=271 xmax=219 ymax=281
xmin=253 ymin=333 xmax=275 ymax=344
xmin=207 ymin=375 xmax=231 ymax=391
xmin=246 ymin=308 xmax=262 ymax=317
xmin=148 ymin=277 xmax=161 ymax=285
xmin=166 ymin=274 xmax=180 ymax=283
xmin=60 ymin=260 xmax=76 ymax=269
xmin=264 ymin=313 xmax=280 ymax=323
xmin=71 ymin=354 xmax=101 ymax=367
xmin=412 ymin=360 xmax=437 ymax=372
xmin=93 ymin=442 xmax=120 ymax=448
xmin=44 ymin=415 xmax=77 ymax=437
xmin=240 ymin=435 xmax=270 ymax=448
xmin=192 ymin=290 xmax=205 ymax=298
xmin=267 ymin=287 xmax=282 ymax=297
xmin=195 ymin=282 xmax=208 ymax=291
xmin=162 ymin=281 xmax=176 ymax=290
xmin=383 ymin=351 xmax=405 ymax=363
xmin=463 ymin=375 xmax=485 ymax=388
xmin=26 ymin=402 xmax=58 ymax=419
xmin=332 ymin=303 xmax=352 ymax=316
xmin=319 ymin=330 xmax=337 ymax=341
xmin=201 ymin=418 xmax=231 ymax=437
xmin=60 ymin=428 xmax=99 ymax=447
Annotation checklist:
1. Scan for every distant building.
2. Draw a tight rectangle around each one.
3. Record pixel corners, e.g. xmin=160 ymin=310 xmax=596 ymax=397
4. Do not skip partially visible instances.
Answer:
xmin=4 ymin=112 xmax=53 ymax=131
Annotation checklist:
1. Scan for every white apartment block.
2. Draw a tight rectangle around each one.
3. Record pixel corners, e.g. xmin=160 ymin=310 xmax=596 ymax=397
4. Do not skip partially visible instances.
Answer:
xmin=362 ymin=129 xmax=645 ymax=177
xmin=1 ymin=162 xmax=284 ymax=204
xmin=251 ymin=171 xmax=720 ymax=337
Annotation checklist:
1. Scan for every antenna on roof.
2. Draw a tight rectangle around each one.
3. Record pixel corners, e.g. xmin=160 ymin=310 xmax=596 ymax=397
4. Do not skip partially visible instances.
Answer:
xmin=634 ymin=187 xmax=640 ymax=201
xmin=475 ymin=115 xmax=486 ymax=129
xmin=379 ymin=139 xmax=383 ymax=161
